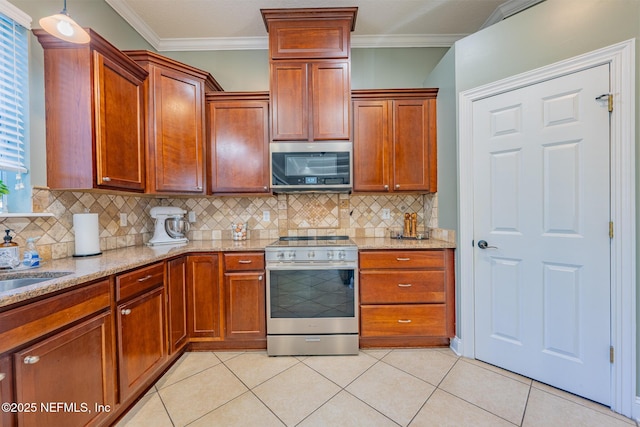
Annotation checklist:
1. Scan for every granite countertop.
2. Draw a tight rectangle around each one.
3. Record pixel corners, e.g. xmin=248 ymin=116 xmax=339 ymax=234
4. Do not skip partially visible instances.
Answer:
xmin=0 ymin=236 xmax=455 ymax=309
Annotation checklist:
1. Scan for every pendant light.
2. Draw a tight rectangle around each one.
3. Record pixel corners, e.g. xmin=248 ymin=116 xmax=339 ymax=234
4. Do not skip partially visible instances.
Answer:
xmin=39 ymin=0 xmax=90 ymax=44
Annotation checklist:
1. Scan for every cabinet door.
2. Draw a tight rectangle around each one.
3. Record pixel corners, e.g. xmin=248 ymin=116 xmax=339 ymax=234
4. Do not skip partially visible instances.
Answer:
xmin=311 ymin=61 xmax=350 ymax=140
xmin=0 ymin=355 xmax=13 ymax=427
xmin=94 ymin=51 xmax=146 ymax=191
xmin=14 ymin=313 xmax=115 ymax=427
xmin=392 ymin=99 xmax=437 ymax=192
xmin=223 ymin=271 xmax=266 ymax=340
xmin=167 ymin=257 xmax=188 ymax=354
xmin=209 ymin=100 xmax=270 ymax=193
xmin=149 ymin=67 xmax=205 ymax=194
xmin=270 ymin=62 xmax=308 ymax=141
xmin=187 ymin=254 xmax=221 ymax=339
xmin=353 ymin=99 xmax=391 ymax=192
xmin=117 ymin=287 xmax=166 ymax=400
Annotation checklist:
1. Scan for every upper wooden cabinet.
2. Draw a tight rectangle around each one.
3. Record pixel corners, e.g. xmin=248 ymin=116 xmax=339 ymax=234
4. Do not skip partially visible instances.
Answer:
xmin=124 ymin=50 xmax=223 ymax=194
xmin=352 ymin=89 xmax=438 ymax=193
xmin=207 ymin=92 xmax=270 ymax=194
xmin=34 ymin=29 xmax=148 ymax=192
xmin=261 ymin=7 xmax=357 ymax=60
xmin=262 ymin=8 xmax=357 ymax=142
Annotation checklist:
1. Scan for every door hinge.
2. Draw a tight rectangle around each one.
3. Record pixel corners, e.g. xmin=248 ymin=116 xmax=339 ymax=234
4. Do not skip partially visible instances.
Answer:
xmin=609 ymin=221 xmax=614 ymax=239
xmin=595 ymin=93 xmax=613 ymax=112
xmin=610 ymin=346 xmax=614 ymax=363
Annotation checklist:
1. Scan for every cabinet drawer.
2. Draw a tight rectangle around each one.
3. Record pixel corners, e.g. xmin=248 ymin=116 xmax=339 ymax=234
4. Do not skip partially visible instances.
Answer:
xmin=360 ymin=304 xmax=447 ymax=337
xmin=116 ymin=263 xmax=164 ymax=302
xmin=360 ymin=270 xmax=445 ymax=304
xmin=224 ymin=252 xmax=265 ymax=271
xmin=359 ymin=250 xmax=445 ymax=269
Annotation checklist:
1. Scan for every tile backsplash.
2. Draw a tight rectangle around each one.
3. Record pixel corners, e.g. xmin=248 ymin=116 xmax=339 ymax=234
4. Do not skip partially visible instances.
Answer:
xmin=0 ymin=187 xmax=443 ymax=260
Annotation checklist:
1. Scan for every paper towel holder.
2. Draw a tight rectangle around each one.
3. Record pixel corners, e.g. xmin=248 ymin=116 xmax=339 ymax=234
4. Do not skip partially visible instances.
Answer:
xmin=72 ymin=212 xmax=102 ymax=257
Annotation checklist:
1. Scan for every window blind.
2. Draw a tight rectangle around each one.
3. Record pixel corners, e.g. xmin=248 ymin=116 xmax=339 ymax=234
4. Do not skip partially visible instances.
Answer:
xmin=0 ymin=13 xmax=27 ymax=173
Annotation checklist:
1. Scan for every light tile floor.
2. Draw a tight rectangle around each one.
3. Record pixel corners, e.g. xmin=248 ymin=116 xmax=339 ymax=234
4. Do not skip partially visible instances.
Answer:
xmin=117 ymin=349 xmax=638 ymax=427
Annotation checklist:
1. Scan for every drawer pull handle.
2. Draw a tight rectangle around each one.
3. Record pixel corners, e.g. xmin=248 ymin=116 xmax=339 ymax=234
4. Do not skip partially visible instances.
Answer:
xmin=238 ymin=260 xmax=253 ymax=264
xmin=396 ymin=257 xmax=411 ymax=261
xmin=23 ymin=356 xmax=40 ymax=364
xmin=398 ymin=283 xmax=412 ymax=287
xmin=121 ymin=308 xmax=132 ymax=316
xmin=397 ymin=319 xmax=412 ymax=324
xmin=137 ymin=274 xmax=153 ymax=282
xmin=0 ymin=373 xmax=5 ymax=381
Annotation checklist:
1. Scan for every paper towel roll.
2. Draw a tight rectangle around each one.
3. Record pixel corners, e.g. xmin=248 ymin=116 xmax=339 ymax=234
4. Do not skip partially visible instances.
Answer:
xmin=73 ymin=213 xmax=102 ymax=257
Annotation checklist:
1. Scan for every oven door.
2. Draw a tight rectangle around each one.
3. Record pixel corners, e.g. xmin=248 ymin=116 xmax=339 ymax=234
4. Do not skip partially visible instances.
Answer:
xmin=266 ymin=263 xmax=358 ymax=335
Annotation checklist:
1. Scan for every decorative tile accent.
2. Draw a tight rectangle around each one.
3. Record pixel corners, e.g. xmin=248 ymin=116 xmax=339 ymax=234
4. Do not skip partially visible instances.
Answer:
xmin=0 ymin=188 xmax=442 ymax=261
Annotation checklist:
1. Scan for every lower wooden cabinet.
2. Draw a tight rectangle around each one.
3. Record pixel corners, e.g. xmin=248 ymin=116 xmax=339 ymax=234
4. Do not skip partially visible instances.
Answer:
xmin=223 ymin=252 xmax=266 ymax=343
xmin=0 ymin=356 xmax=11 ymax=427
xmin=116 ymin=263 xmax=167 ymax=401
xmin=0 ymin=278 xmax=115 ymax=427
xmin=14 ymin=313 xmax=115 ymax=427
xmin=359 ymin=248 xmax=455 ymax=347
xmin=167 ymin=257 xmax=188 ymax=354
xmin=186 ymin=254 xmax=222 ymax=340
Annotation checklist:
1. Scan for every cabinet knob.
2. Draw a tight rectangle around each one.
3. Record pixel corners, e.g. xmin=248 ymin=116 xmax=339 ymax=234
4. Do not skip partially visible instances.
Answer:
xmin=102 ymin=177 xmax=111 ymax=182
xmin=395 ymin=184 xmax=400 ymax=189
xmin=263 ymin=186 xmax=268 ymax=191
xmin=23 ymin=355 xmax=40 ymax=364
xmin=258 ymin=275 xmax=263 ymax=281
xmin=0 ymin=373 xmax=5 ymax=381
xmin=195 ymin=186 xmax=203 ymax=191
xmin=384 ymin=185 xmax=389 ymax=190
xmin=121 ymin=308 xmax=132 ymax=316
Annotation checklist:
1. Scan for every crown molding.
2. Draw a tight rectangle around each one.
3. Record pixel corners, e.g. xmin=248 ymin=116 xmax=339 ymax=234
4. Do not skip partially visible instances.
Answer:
xmin=481 ymin=0 xmax=545 ymax=29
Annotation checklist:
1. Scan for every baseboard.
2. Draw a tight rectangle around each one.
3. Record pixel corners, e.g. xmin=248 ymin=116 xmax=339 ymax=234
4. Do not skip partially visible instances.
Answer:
xmin=449 ymin=336 xmax=462 ymax=356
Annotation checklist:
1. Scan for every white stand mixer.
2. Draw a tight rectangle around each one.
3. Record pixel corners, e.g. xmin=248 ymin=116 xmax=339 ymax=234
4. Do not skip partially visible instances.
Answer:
xmin=147 ymin=207 xmax=190 ymax=246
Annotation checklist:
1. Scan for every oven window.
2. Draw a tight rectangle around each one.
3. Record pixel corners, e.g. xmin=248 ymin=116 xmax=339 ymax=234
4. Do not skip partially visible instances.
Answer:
xmin=269 ymin=269 xmax=355 ymax=318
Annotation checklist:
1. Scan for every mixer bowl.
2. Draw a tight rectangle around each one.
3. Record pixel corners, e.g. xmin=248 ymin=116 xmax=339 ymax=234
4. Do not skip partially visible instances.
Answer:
xmin=165 ymin=216 xmax=190 ymax=238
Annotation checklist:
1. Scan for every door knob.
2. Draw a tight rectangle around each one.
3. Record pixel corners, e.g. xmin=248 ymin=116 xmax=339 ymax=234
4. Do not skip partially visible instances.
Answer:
xmin=477 ymin=240 xmax=498 ymax=249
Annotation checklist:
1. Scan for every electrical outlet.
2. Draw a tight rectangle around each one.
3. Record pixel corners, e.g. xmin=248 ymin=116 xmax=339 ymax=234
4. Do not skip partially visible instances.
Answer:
xmin=188 ymin=211 xmax=196 ymax=222
xmin=263 ymin=211 xmax=271 ymax=221
xmin=119 ymin=213 xmax=127 ymax=227
xmin=381 ymin=208 xmax=391 ymax=220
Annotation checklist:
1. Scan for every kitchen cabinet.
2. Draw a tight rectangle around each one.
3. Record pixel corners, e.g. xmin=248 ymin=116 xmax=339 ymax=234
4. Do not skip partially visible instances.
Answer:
xmin=0 ymin=279 xmax=115 ymax=427
xmin=352 ymin=89 xmax=438 ymax=193
xmin=223 ymin=252 xmax=266 ymax=343
xmin=270 ymin=61 xmax=350 ymax=141
xmin=0 ymin=356 xmax=11 ymax=427
xmin=186 ymin=254 xmax=222 ymax=341
xmin=34 ymin=29 xmax=147 ymax=192
xmin=262 ymin=8 xmax=357 ymax=142
xmin=359 ymin=249 xmax=455 ymax=347
xmin=125 ymin=50 xmax=223 ymax=194
xmin=167 ymin=257 xmax=188 ymax=354
xmin=115 ymin=263 xmax=166 ymax=400
xmin=207 ymin=92 xmax=270 ymax=193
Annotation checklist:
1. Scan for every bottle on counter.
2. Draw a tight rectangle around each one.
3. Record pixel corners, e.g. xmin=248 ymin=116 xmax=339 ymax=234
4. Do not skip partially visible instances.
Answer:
xmin=0 ymin=229 xmax=20 ymax=269
xmin=23 ymin=236 xmax=41 ymax=267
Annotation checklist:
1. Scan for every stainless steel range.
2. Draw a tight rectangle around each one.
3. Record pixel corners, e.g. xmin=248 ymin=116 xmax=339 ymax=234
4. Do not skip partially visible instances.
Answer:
xmin=265 ymin=236 xmax=358 ymax=356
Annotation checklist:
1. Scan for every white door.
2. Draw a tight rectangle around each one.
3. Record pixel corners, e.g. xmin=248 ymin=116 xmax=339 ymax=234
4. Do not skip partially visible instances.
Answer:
xmin=473 ymin=64 xmax=611 ymax=405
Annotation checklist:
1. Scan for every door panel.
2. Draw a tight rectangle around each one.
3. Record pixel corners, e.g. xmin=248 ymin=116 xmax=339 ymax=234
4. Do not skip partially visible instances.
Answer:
xmin=473 ymin=64 xmax=610 ymax=404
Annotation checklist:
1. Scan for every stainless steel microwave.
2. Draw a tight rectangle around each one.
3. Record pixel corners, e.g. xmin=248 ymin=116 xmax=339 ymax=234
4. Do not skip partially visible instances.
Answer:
xmin=270 ymin=142 xmax=352 ymax=193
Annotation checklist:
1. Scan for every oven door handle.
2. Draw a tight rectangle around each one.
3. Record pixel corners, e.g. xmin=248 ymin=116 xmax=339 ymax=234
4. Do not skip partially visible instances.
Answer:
xmin=266 ymin=263 xmax=357 ymax=271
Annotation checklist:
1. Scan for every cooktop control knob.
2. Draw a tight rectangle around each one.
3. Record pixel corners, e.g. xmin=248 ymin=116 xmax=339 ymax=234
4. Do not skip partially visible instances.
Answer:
xmin=308 ymin=250 xmax=315 ymax=258
xmin=338 ymin=250 xmax=346 ymax=260
xmin=287 ymin=251 xmax=296 ymax=260
xmin=277 ymin=252 xmax=285 ymax=260
xmin=326 ymin=251 xmax=334 ymax=260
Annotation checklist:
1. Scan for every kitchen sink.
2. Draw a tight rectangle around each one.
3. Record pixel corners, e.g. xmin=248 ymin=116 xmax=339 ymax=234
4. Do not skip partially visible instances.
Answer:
xmin=0 ymin=271 xmax=73 ymax=292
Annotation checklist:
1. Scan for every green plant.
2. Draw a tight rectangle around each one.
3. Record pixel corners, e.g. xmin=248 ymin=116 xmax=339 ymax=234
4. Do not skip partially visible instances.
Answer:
xmin=0 ymin=180 xmax=9 ymax=195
